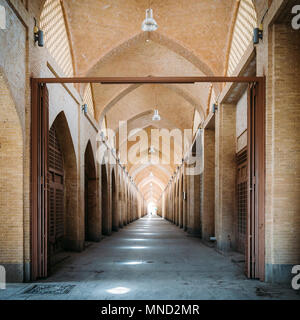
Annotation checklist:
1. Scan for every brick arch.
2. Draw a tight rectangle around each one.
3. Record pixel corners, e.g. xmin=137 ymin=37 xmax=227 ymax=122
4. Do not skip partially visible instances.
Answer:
xmin=0 ymin=71 xmax=24 ymax=282
xmin=130 ymin=163 xmax=172 ymax=180
xmin=50 ymin=111 xmax=80 ymax=251
xmin=115 ymin=109 xmax=181 ymax=150
xmin=98 ymin=84 xmax=204 ymax=127
xmin=84 ymin=140 xmax=99 ymax=241
xmin=86 ymin=31 xmax=214 ymax=79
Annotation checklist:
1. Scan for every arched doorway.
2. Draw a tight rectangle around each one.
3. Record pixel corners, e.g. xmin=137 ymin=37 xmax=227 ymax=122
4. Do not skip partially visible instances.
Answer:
xmin=47 ymin=112 xmax=78 ymax=272
xmin=111 ymin=169 xmax=118 ymax=231
xmin=0 ymin=72 xmax=23 ymax=282
xmin=101 ymin=164 xmax=110 ymax=235
xmin=48 ymin=124 xmax=65 ymax=264
xmin=180 ymin=177 xmax=184 ymax=228
xmin=84 ymin=141 xmax=97 ymax=242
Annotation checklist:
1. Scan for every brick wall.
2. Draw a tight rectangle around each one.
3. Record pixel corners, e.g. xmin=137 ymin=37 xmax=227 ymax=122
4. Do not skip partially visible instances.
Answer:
xmin=265 ymin=22 xmax=300 ymax=283
xmin=215 ymin=104 xmax=237 ymax=251
xmin=202 ymin=128 xmax=215 ymax=241
xmin=0 ymin=73 xmax=24 ymax=282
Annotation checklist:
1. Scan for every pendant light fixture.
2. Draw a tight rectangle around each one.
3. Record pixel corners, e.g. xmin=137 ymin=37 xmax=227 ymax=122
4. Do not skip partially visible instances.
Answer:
xmin=152 ymin=85 xmax=161 ymax=121
xmin=141 ymin=0 xmax=158 ymax=32
xmin=149 ymin=146 xmax=155 ymax=154
xmin=141 ymin=8 xmax=158 ymax=32
xmin=152 ymin=109 xmax=161 ymax=121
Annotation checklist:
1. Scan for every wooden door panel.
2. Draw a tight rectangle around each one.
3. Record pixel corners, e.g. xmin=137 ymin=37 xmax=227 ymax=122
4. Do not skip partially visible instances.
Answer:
xmin=246 ymin=81 xmax=265 ymax=280
xmin=31 ymin=83 xmax=49 ymax=280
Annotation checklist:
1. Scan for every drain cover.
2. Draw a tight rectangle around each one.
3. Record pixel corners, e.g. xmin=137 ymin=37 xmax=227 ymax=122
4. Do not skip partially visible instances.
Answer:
xmin=23 ymin=284 xmax=75 ymax=295
xmin=255 ymin=286 xmax=281 ymax=297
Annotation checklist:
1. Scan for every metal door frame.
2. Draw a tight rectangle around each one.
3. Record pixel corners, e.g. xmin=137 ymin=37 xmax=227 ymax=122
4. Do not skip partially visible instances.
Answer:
xmin=31 ymin=76 xmax=265 ymax=281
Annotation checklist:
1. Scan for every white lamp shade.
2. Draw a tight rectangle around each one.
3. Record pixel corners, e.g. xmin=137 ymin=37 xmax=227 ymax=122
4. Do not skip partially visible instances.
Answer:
xmin=142 ymin=8 xmax=158 ymax=32
xmin=152 ymin=109 xmax=161 ymax=121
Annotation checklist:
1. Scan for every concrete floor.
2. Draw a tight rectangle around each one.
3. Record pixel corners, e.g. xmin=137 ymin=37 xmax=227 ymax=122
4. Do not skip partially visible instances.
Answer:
xmin=1 ymin=215 xmax=299 ymax=300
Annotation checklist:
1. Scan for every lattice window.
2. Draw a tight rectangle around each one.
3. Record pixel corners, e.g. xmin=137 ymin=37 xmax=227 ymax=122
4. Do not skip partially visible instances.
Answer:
xmin=83 ymin=84 xmax=95 ymax=118
xmin=227 ymin=0 xmax=257 ymax=75
xmin=40 ymin=0 xmax=74 ymax=77
xmin=49 ymin=125 xmax=64 ymax=253
xmin=236 ymin=149 xmax=247 ymax=253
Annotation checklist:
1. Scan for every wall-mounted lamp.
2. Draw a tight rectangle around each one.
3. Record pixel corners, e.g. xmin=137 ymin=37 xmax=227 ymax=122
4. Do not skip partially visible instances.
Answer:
xmin=183 ymin=191 xmax=186 ymax=200
xmin=34 ymin=18 xmax=44 ymax=47
xmin=253 ymin=25 xmax=263 ymax=45
xmin=212 ymin=103 xmax=218 ymax=113
xmin=81 ymin=104 xmax=87 ymax=114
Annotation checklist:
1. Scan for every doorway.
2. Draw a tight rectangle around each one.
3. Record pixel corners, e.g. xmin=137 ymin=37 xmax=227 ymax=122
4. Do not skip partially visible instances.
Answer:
xmin=101 ymin=164 xmax=110 ymax=235
xmin=48 ymin=124 xmax=65 ymax=268
xmin=84 ymin=141 xmax=97 ymax=242
xmin=31 ymin=76 xmax=265 ymax=281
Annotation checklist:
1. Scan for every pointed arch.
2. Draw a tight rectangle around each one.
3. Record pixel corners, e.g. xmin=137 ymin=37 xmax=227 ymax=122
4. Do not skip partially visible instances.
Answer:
xmin=98 ymin=83 xmax=204 ymax=127
xmin=50 ymin=111 xmax=79 ymax=251
xmin=87 ymin=31 xmax=214 ymax=79
xmin=84 ymin=140 xmax=99 ymax=241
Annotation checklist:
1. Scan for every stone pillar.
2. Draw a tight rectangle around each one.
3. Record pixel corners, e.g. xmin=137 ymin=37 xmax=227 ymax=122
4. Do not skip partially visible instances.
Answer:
xmin=202 ymin=128 xmax=215 ymax=241
xmin=215 ymin=104 xmax=236 ymax=251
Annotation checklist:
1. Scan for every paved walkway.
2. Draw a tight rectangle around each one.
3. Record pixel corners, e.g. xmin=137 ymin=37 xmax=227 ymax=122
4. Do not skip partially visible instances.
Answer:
xmin=1 ymin=215 xmax=299 ymax=300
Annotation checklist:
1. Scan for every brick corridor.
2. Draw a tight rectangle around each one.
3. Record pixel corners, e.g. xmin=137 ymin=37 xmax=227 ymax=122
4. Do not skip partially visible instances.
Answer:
xmin=0 ymin=216 xmax=299 ymax=300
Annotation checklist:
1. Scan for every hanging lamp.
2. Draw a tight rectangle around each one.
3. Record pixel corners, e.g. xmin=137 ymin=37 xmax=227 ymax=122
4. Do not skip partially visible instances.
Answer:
xmin=152 ymin=109 xmax=161 ymax=121
xmin=141 ymin=8 xmax=158 ymax=32
xmin=149 ymin=146 xmax=155 ymax=154
xmin=152 ymin=85 xmax=161 ymax=121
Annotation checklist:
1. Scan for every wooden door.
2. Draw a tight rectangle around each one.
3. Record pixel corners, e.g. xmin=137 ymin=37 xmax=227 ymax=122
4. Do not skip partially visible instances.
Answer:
xmin=48 ymin=125 xmax=64 ymax=266
xmin=246 ymin=82 xmax=265 ymax=280
xmin=31 ymin=83 xmax=49 ymax=280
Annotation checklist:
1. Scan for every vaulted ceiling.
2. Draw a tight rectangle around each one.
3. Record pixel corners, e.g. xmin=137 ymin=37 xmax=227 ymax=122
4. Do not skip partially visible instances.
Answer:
xmin=40 ymin=0 xmax=244 ymax=203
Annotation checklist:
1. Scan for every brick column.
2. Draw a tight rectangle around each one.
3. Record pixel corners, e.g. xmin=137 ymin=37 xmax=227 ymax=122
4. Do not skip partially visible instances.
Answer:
xmin=215 ymin=104 xmax=236 ymax=251
xmin=183 ymin=164 xmax=188 ymax=231
xmin=187 ymin=172 xmax=202 ymax=236
xmin=202 ymin=128 xmax=215 ymax=241
xmin=264 ymin=23 xmax=300 ymax=283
